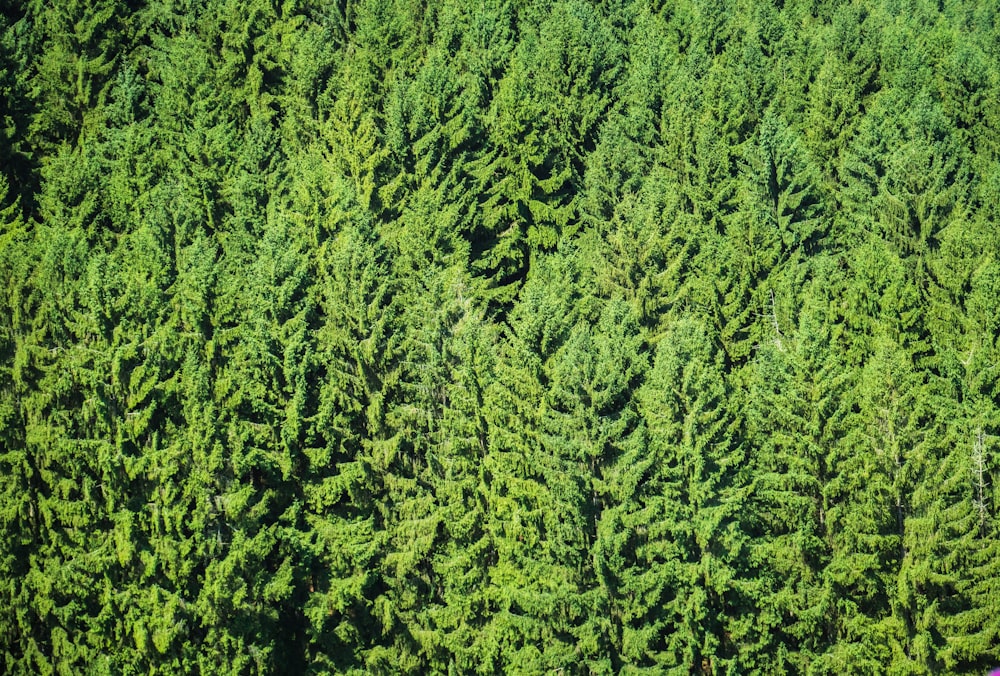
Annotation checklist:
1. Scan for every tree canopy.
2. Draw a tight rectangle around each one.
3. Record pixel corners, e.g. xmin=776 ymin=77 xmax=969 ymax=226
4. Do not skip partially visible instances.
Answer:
xmin=2 ymin=0 xmax=1000 ymax=673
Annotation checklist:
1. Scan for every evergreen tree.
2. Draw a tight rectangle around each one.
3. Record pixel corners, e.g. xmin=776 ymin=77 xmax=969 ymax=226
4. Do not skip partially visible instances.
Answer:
xmin=598 ymin=316 xmax=746 ymax=673
xmin=742 ymin=269 xmax=854 ymax=672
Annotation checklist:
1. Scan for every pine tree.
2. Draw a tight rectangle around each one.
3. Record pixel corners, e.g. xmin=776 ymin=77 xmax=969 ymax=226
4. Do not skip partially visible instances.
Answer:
xmin=24 ymin=0 xmax=124 ymax=151
xmin=303 ymin=221 xmax=402 ymax=672
xmin=819 ymin=338 xmax=932 ymax=673
xmin=544 ymin=298 xmax=648 ymax=672
xmin=742 ymin=269 xmax=853 ymax=672
xmin=599 ymin=316 xmax=747 ymax=673
xmin=465 ymin=0 xmax=619 ymax=310
xmin=473 ymin=253 xmax=592 ymax=672
xmin=0 ymin=174 xmax=36 ymax=673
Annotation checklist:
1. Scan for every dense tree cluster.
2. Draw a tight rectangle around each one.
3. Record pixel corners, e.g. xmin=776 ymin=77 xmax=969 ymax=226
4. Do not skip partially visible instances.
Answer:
xmin=2 ymin=0 xmax=1000 ymax=672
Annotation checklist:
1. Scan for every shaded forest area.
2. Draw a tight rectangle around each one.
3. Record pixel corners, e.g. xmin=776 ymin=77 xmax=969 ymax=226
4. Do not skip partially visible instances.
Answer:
xmin=2 ymin=0 xmax=1000 ymax=673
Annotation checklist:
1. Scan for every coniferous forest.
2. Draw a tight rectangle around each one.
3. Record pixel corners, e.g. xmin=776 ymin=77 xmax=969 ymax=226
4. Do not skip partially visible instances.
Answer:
xmin=3 ymin=0 xmax=1000 ymax=673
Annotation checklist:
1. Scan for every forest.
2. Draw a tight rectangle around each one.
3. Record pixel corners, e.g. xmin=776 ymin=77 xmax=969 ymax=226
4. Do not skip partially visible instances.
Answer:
xmin=2 ymin=0 xmax=1000 ymax=673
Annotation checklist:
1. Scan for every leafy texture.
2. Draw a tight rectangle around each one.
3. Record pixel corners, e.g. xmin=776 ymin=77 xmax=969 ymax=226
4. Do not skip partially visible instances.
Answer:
xmin=2 ymin=1 xmax=999 ymax=673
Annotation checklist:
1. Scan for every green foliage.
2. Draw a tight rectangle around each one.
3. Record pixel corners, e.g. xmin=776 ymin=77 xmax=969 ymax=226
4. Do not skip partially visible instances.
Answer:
xmin=2 ymin=1 xmax=999 ymax=673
